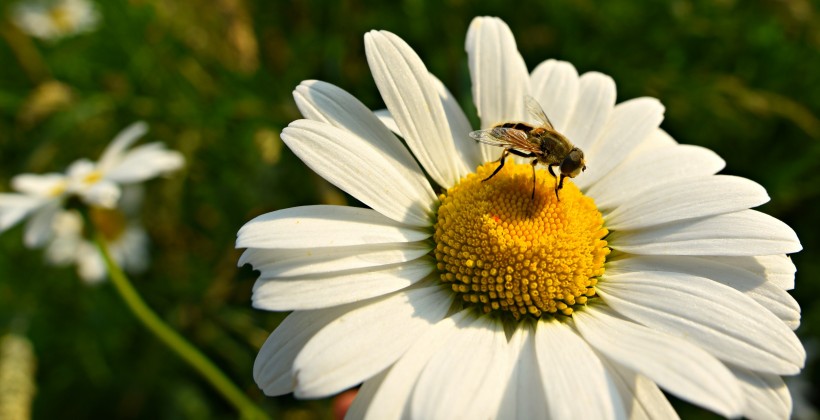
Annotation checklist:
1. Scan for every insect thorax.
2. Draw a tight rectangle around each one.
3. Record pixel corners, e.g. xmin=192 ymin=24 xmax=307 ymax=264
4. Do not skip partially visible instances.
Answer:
xmin=537 ymin=131 xmax=572 ymax=164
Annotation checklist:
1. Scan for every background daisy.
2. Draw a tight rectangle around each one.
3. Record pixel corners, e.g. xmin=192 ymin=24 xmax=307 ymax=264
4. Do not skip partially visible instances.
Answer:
xmin=11 ymin=0 xmax=99 ymax=41
xmin=0 ymin=122 xmax=183 ymax=249
xmin=45 ymin=186 xmax=149 ymax=284
xmin=241 ymin=16 xmax=804 ymax=419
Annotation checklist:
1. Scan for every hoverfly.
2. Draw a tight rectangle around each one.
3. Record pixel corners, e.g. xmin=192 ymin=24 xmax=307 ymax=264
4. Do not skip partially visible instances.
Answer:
xmin=469 ymin=96 xmax=586 ymax=200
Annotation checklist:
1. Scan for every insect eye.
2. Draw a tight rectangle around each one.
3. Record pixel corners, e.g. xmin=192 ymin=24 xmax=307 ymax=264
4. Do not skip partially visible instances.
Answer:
xmin=560 ymin=151 xmax=584 ymax=177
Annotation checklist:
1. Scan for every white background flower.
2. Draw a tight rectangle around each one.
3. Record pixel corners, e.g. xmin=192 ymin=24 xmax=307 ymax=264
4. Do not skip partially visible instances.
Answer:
xmin=11 ymin=0 xmax=100 ymax=41
xmin=0 ymin=122 xmax=183 ymax=249
xmin=44 ymin=186 xmax=149 ymax=283
xmin=241 ymin=16 xmax=803 ymax=419
xmin=65 ymin=122 xmax=185 ymax=208
xmin=0 ymin=172 xmax=67 ymax=247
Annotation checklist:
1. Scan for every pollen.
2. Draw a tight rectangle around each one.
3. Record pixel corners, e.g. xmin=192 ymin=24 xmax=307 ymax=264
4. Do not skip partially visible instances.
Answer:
xmin=434 ymin=161 xmax=609 ymax=319
xmin=48 ymin=6 xmax=73 ymax=32
xmin=83 ymin=171 xmax=103 ymax=185
xmin=47 ymin=182 xmax=67 ymax=198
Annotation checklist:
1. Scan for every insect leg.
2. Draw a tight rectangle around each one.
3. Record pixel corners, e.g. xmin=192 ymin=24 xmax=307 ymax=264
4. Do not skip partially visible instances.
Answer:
xmin=507 ymin=149 xmax=537 ymax=159
xmin=547 ymin=165 xmax=560 ymax=200
xmin=530 ymin=159 xmax=538 ymax=199
xmin=554 ymin=174 xmax=567 ymax=201
xmin=483 ymin=149 xmax=510 ymax=182
xmin=547 ymin=165 xmax=557 ymax=179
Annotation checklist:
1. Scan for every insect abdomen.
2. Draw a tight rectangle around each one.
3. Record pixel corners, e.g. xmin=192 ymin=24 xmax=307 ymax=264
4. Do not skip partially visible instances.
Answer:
xmin=498 ymin=122 xmax=534 ymax=133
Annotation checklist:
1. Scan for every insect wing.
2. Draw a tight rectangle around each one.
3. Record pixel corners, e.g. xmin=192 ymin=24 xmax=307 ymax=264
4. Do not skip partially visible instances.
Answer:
xmin=524 ymin=95 xmax=554 ymax=129
xmin=470 ymin=127 xmax=540 ymax=153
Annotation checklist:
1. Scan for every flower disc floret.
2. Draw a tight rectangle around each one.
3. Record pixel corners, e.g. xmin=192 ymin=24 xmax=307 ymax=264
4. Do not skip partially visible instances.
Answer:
xmin=434 ymin=161 xmax=609 ymax=318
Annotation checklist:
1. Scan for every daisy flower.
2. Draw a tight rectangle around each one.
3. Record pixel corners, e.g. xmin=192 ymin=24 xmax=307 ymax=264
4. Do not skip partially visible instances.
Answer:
xmin=0 ymin=171 xmax=70 ymax=248
xmin=45 ymin=186 xmax=149 ymax=284
xmin=0 ymin=121 xmax=183 ymax=248
xmin=11 ymin=0 xmax=99 ymax=41
xmin=239 ymin=17 xmax=803 ymax=419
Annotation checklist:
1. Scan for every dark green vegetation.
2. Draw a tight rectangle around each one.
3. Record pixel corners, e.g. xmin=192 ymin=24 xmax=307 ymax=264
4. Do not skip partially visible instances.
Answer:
xmin=1 ymin=0 xmax=818 ymax=418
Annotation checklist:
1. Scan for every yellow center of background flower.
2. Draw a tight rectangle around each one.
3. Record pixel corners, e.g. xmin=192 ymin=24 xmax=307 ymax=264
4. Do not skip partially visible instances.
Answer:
xmin=83 ymin=171 xmax=102 ymax=185
xmin=48 ymin=7 xmax=74 ymax=32
xmin=434 ymin=161 xmax=609 ymax=318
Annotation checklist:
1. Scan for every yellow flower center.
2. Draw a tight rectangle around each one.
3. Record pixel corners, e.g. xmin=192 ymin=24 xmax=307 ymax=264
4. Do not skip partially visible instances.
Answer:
xmin=83 ymin=171 xmax=102 ymax=185
xmin=434 ymin=161 xmax=609 ymax=319
xmin=48 ymin=6 xmax=74 ymax=32
xmin=48 ymin=181 xmax=67 ymax=197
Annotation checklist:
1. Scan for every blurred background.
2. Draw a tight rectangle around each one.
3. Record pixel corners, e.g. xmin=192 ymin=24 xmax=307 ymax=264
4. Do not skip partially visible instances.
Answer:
xmin=0 ymin=0 xmax=818 ymax=418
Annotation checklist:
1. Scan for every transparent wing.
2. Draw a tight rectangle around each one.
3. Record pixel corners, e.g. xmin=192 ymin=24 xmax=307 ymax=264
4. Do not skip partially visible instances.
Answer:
xmin=469 ymin=127 xmax=541 ymax=154
xmin=525 ymin=95 xmax=554 ymax=129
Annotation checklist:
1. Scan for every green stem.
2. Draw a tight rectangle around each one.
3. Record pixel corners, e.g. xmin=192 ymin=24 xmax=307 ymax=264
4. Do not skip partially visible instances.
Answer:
xmin=94 ymin=234 xmax=270 ymax=420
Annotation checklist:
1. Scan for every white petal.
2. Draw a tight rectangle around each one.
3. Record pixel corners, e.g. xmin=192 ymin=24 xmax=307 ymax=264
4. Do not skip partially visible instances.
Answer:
xmin=376 ymin=76 xmax=479 ymax=176
xmin=252 ymin=258 xmax=435 ymax=311
xmin=23 ymin=200 xmax=61 ymax=248
xmin=466 ymin=16 xmax=530 ymax=127
xmin=0 ymin=193 xmax=46 ymax=232
xmin=45 ymin=210 xmax=84 ymax=265
xmin=497 ymin=322 xmax=546 ymax=420
xmin=608 ymin=255 xmax=800 ymax=329
xmin=76 ymin=242 xmax=107 ymax=283
xmin=587 ymin=144 xmax=725 ymax=210
xmin=282 ymin=119 xmax=436 ymax=226
xmin=236 ymin=205 xmax=431 ymax=249
xmin=562 ymin=72 xmax=616 ymax=151
xmin=64 ymin=159 xmax=96 ymax=191
xmin=731 ymin=367 xmax=792 ymax=420
xmin=575 ymin=306 xmax=744 ymax=417
xmin=104 ymin=143 xmax=184 ymax=183
xmin=430 ymin=75 xmax=482 ymax=173
xmin=465 ymin=16 xmax=531 ymax=162
xmin=293 ymin=80 xmax=438 ymax=188
xmin=80 ymin=180 xmax=121 ymax=208
xmin=534 ymin=319 xmax=624 ymax=420
xmin=706 ymin=254 xmax=797 ymax=290
xmin=604 ymin=175 xmax=769 ymax=230
xmin=45 ymin=238 xmax=77 ymax=266
xmin=411 ymin=314 xmax=509 ymax=420
xmin=641 ymin=127 xmax=678 ymax=147
xmin=294 ymin=79 xmax=392 ymax=136
xmin=363 ymin=309 xmax=472 ymax=420
xmin=254 ymin=306 xmax=353 ymax=396
xmin=239 ymin=241 xmax=432 ymax=278
xmin=576 ymin=97 xmax=665 ymax=191
xmin=97 ymin=121 xmax=149 ymax=174
xmin=292 ymin=283 xmax=451 ymax=398
xmin=10 ymin=173 xmax=67 ymax=197
xmin=116 ymin=225 xmax=149 ymax=274
xmin=52 ymin=208 xmax=83 ymax=235
xmin=600 ymin=359 xmax=679 ymax=420
xmin=365 ymin=30 xmax=466 ymax=188
xmin=610 ymin=210 xmax=802 ymax=256
xmin=294 ymin=80 xmax=448 ymax=200
xmin=372 ymin=109 xmax=400 ymax=135
xmin=530 ymin=59 xmax=579 ymax=132
xmin=597 ymin=271 xmax=805 ymax=374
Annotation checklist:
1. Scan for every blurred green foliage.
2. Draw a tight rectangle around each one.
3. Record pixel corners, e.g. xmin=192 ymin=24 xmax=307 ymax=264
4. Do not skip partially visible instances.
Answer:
xmin=0 ymin=0 xmax=818 ymax=418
